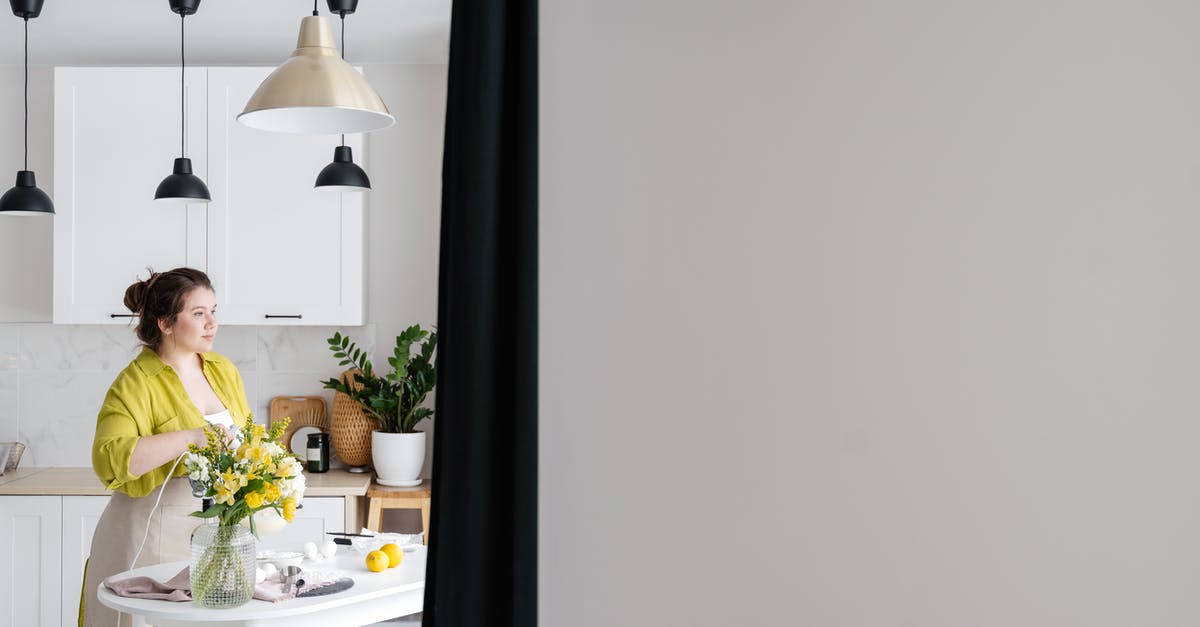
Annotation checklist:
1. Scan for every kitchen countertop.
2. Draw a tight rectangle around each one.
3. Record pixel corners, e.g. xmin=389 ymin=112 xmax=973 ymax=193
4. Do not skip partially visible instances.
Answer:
xmin=0 ymin=467 xmax=372 ymax=497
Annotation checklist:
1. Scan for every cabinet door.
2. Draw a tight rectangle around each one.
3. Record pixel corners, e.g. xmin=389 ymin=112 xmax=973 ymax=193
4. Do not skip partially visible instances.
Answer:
xmin=0 ymin=496 xmax=62 ymax=626
xmin=256 ymin=496 xmax=345 ymax=552
xmin=62 ymin=496 xmax=108 ymax=627
xmin=206 ymin=67 xmax=365 ymax=326
xmin=53 ymin=67 xmax=209 ymax=324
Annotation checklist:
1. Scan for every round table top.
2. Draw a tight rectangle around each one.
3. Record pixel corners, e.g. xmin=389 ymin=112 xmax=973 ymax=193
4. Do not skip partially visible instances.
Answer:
xmin=97 ymin=546 xmax=426 ymax=624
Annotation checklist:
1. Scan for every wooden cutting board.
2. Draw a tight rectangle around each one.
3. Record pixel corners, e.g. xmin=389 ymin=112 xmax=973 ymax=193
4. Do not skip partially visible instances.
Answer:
xmin=269 ymin=396 xmax=328 ymax=455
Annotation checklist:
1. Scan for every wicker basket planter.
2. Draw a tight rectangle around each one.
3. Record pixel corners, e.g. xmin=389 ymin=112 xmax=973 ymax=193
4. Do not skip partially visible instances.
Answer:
xmin=329 ymin=369 xmax=376 ymax=469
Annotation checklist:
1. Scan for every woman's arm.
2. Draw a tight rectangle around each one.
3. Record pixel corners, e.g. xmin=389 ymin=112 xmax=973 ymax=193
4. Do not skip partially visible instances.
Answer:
xmin=127 ymin=427 xmax=206 ymax=477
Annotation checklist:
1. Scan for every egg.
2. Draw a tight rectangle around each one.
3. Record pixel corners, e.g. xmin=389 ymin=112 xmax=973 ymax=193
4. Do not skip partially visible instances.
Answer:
xmin=255 ymin=567 xmax=266 ymax=584
xmin=321 ymin=539 xmax=338 ymax=558
xmin=303 ymin=541 xmax=319 ymax=559
xmin=261 ymin=563 xmax=278 ymax=578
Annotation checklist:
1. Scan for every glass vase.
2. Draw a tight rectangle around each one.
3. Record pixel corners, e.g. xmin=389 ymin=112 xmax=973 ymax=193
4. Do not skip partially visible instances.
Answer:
xmin=190 ymin=523 xmax=257 ymax=608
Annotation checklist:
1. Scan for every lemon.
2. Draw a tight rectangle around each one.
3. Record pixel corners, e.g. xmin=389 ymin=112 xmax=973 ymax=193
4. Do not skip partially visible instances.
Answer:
xmin=380 ymin=543 xmax=403 ymax=568
xmin=365 ymin=550 xmax=389 ymax=572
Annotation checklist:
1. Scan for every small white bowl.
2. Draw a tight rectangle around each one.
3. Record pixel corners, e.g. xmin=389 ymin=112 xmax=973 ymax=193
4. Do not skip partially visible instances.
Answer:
xmin=349 ymin=532 xmax=422 ymax=554
xmin=256 ymin=550 xmax=304 ymax=569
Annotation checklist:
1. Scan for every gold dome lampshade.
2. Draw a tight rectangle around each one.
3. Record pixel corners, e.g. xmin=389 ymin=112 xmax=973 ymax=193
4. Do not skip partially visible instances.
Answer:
xmin=237 ymin=15 xmax=393 ymax=134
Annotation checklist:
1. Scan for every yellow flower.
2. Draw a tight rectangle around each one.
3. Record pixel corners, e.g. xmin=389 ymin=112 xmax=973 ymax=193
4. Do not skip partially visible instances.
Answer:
xmin=282 ymin=497 xmax=297 ymax=522
xmin=214 ymin=484 xmax=236 ymax=506
xmin=220 ymin=469 xmax=247 ymax=490
xmin=264 ymin=483 xmax=281 ymax=503
xmin=245 ymin=490 xmax=266 ymax=509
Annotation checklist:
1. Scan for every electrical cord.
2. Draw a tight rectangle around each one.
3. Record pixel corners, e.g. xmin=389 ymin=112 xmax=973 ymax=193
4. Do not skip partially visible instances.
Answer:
xmin=129 ymin=452 xmax=188 ymax=571
xmin=115 ymin=451 xmax=188 ymax=627
xmin=23 ymin=17 xmax=28 ymax=170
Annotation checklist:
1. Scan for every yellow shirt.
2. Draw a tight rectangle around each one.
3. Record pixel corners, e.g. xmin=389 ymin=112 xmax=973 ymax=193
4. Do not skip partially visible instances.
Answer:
xmin=92 ymin=348 xmax=250 ymax=497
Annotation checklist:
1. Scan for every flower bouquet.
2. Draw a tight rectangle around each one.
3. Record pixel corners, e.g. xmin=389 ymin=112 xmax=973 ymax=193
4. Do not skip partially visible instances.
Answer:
xmin=182 ymin=418 xmax=306 ymax=608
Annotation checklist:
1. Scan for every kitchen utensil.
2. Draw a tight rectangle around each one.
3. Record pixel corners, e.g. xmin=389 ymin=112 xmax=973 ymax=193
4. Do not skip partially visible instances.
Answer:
xmin=282 ymin=565 xmax=302 ymax=593
xmin=297 ymin=577 xmax=354 ymax=598
xmin=0 ymin=442 xmax=25 ymax=475
xmin=269 ymin=396 xmax=328 ymax=455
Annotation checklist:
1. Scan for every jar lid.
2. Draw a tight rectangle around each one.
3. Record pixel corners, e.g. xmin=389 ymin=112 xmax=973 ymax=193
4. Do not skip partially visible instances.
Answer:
xmin=307 ymin=432 xmax=328 ymax=443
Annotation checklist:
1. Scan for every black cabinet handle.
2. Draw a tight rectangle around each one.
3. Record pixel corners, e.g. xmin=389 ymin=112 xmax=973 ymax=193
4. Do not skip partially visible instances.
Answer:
xmin=264 ymin=314 xmax=303 ymax=319
xmin=109 ymin=313 xmax=136 ymax=318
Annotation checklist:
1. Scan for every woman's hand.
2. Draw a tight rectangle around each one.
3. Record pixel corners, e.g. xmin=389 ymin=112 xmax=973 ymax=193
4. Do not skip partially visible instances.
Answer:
xmin=189 ymin=426 xmax=209 ymax=448
xmin=189 ymin=424 xmax=238 ymax=448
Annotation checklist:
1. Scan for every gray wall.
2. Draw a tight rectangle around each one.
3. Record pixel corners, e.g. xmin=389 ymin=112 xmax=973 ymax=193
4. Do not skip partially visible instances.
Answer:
xmin=542 ymin=2 xmax=1200 ymax=625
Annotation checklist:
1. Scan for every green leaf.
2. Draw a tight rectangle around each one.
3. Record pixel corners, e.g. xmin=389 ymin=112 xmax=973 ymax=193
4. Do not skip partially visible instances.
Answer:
xmin=190 ymin=503 xmax=227 ymax=519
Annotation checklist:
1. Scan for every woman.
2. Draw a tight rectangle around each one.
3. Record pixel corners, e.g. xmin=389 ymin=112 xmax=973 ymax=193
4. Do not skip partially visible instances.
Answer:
xmin=81 ymin=267 xmax=250 ymax=627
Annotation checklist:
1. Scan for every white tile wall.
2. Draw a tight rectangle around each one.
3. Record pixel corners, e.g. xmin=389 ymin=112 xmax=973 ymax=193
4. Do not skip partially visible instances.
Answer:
xmin=18 ymin=371 xmax=114 ymax=466
xmin=0 ymin=323 xmax=375 ymax=468
xmin=0 ymin=326 xmax=18 ymax=371
xmin=0 ymin=372 xmax=17 ymax=441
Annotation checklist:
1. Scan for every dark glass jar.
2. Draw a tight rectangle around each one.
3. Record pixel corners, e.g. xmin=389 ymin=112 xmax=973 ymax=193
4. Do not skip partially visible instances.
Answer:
xmin=306 ymin=432 xmax=330 ymax=473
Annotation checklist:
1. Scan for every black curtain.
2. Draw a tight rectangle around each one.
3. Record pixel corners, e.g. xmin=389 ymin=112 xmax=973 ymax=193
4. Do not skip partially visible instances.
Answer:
xmin=423 ymin=0 xmax=537 ymax=625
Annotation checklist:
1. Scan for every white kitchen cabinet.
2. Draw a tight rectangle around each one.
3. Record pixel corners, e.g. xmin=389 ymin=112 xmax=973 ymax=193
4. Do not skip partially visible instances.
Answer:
xmin=205 ymin=67 xmax=365 ymax=326
xmin=0 ymin=496 xmax=63 ymax=626
xmin=62 ymin=495 xmax=108 ymax=626
xmin=255 ymin=495 xmax=346 ymax=552
xmin=53 ymin=68 xmax=208 ymax=325
xmin=53 ymin=67 xmax=365 ymax=325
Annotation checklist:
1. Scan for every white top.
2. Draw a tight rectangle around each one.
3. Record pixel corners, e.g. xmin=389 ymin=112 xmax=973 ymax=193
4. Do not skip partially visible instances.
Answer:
xmin=204 ymin=409 xmax=234 ymax=431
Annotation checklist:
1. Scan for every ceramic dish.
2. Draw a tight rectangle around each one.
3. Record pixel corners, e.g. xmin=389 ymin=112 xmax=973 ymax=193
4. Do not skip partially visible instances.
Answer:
xmin=256 ymin=550 xmax=305 ymax=569
xmin=347 ymin=532 xmax=423 ymax=554
xmin=289 ymin=426 xmax=323 ymax=457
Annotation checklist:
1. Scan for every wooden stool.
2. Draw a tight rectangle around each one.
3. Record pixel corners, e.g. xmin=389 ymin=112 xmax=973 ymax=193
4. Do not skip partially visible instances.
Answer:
xmin=366 ymin=480 xmax=432 ymax=545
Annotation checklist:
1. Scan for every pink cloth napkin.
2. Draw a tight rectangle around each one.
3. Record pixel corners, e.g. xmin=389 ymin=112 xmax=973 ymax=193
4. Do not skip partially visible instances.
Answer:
xmin=104 ymin=567 xmax=334 ymax=603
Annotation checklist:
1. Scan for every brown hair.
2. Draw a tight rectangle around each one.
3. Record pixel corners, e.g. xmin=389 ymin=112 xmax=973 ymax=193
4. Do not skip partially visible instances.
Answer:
xmin=123 ymin=267 xmax=215 ymax=351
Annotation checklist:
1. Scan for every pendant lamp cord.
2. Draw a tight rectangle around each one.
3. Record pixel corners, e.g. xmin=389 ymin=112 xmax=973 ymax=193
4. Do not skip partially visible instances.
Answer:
xmin=23 ymin=17 xmax=29 ymax=171
xmin=180 ymin=13 xmax=186 ymax=159
xmin=340 ymin=14 xmax=346 ymax=148
xmin=313 ymin=0 xmax=319 ymax=16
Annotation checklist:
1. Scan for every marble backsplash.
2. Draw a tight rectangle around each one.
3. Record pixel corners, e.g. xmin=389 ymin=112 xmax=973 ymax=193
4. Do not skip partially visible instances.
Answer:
xmin=0 ymin=323 xmax=375 ymax=467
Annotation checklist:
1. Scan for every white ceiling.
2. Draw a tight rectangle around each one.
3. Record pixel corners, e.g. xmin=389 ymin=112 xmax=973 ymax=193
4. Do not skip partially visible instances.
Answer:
xmin=0 ymin=0 xmax=451 ymax=66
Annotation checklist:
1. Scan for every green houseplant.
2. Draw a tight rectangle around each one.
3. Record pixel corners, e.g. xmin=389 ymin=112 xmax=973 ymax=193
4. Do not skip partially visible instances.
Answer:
xmin=322 ymin=325 xmax=437 ymax=486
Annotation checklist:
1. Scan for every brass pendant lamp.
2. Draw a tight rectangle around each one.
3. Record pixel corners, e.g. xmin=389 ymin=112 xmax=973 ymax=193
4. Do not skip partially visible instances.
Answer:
xmin=315 ymin=0 xmax=370 ymax=192
xmin=238 ymin=0 xmax=393 ymax=134
xmin=0 ymin=0 xmax=53 ymax=216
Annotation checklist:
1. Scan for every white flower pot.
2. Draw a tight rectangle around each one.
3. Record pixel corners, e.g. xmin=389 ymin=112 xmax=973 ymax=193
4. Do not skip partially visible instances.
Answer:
xmin=372 ymin=430 xmax=425 ymax=487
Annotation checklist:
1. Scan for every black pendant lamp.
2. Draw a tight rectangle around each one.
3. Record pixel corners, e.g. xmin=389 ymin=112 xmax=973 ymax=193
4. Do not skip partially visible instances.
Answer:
xmin=0 ymin=0 xmax=52 ymax=216
xmin=315 ymin=0 xmax=371 ymax=193
xmin=155 ymin=0 xmax=210 ymax=203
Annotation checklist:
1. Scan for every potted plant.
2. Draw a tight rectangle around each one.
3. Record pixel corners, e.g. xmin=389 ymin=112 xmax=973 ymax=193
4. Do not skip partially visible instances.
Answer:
xmin=322 ymin=325 xmax=437 ymax=486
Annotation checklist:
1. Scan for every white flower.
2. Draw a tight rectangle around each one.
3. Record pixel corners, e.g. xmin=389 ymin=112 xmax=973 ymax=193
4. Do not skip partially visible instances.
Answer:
xmin=278 ymin=457 xmax=303 ymax=478
xmin=281 ymin=473 xmax=306 ymax=502
xmin=183 ymin=452 xmax=209 ymax=481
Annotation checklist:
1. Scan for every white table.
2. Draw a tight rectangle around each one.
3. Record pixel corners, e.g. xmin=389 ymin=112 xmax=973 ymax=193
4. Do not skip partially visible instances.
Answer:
xmin=97 ymin=547 xmax=425 ymax=626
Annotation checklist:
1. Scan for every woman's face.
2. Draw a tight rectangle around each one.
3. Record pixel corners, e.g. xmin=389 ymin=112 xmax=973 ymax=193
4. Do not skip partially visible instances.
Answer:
xmin=161 ymin=287 xmax=218 ymax=354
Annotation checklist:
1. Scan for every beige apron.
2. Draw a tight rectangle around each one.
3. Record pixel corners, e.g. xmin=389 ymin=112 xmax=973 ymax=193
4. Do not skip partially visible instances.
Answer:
xmin=81 ymin=477 xmax=202 ymax=627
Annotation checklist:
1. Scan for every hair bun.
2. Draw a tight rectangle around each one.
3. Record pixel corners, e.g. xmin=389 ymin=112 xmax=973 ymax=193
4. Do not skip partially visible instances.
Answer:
xmin=122 ymin=270 xmax=159 ymax=313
